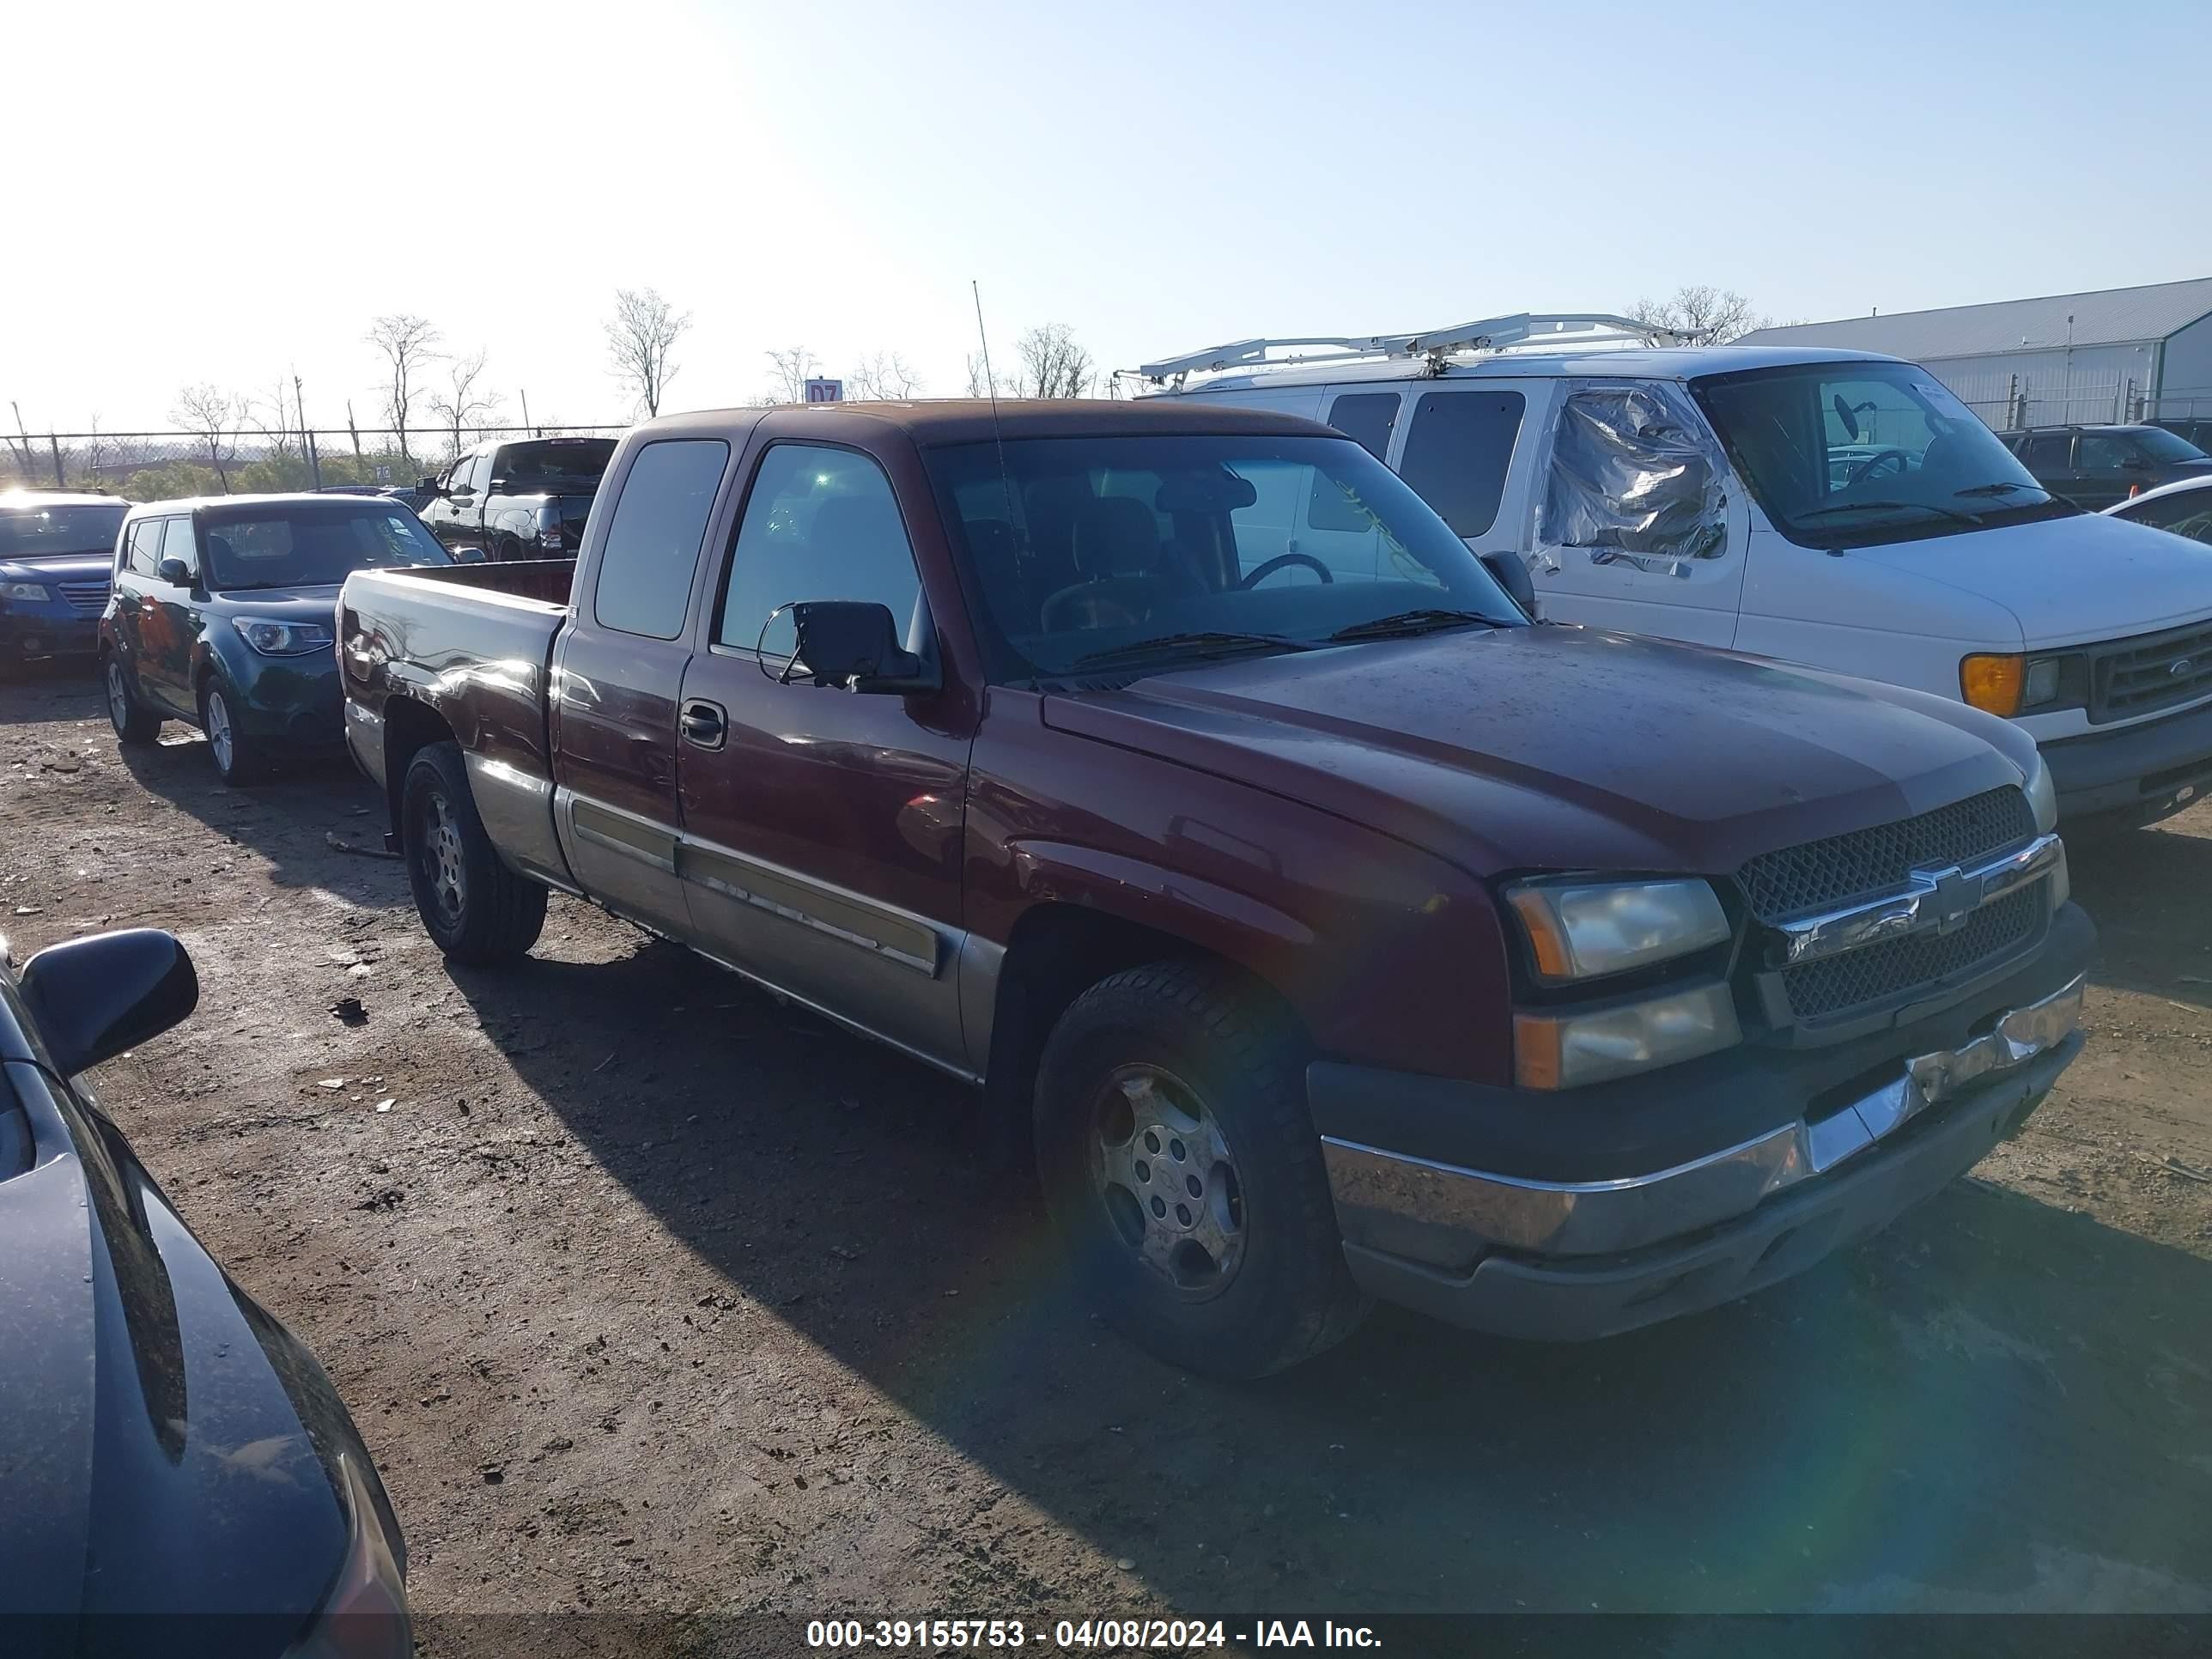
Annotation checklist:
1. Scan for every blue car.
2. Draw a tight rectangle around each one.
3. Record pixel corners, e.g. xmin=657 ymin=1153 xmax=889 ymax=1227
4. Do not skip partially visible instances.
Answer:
xmin=0 ymin=491 xmax=129 ymax=675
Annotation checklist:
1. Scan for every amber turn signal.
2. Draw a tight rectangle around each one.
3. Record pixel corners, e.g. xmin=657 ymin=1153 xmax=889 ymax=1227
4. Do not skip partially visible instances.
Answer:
xmin=1960 ymin=653 xmax=2025 ymax=716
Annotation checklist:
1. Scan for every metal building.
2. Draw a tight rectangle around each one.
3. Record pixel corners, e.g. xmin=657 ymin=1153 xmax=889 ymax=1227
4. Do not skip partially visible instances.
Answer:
xmin=1737 ymin=276 xmax=2212 ymax=431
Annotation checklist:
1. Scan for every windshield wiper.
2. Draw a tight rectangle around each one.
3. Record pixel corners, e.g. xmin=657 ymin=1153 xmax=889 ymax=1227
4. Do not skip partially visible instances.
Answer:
xmin=1326 ymin=608 xmax=1498 ymax=643
xmin=1953 ymin=480 xmax=2051 ymax=499
xmin=1065 ymin=630 xmax=1310 ymax=672
xmin=1797 ymin=499 xmax=1983 ymax=526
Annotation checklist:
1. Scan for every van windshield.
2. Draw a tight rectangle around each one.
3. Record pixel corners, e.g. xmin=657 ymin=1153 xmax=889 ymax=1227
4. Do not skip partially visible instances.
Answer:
xmin=926 ymin=433 xmax=1522 ymax=681
xmin=1693 ymin=361 xmax=2077 ymax=550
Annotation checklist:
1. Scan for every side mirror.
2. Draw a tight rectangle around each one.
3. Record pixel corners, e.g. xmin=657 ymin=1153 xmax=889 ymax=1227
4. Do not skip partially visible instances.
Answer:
xmin=1480 ymin=550 xmax=1538 ymax=615
xmin=156 ymin=556 xmax=194 ymax=587
xmin=787 ymin=600 xmax=939 ymax=695
xmin=18 ymin=929 xmax=198 ymax=1077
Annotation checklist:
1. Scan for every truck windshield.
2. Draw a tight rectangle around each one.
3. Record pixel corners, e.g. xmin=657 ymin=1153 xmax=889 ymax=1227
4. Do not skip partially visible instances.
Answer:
xmin=495 ymin=439 xmax=616 ymax=489
xmin=1693 ymin=361 xmax=2077 ymax=550
xmin=926 ymin=433 xmax=1522 ymax=680
xmin=200 ymin=503 xmax=453 ymax=590
xmin=0 ymin=502 xmax=127 ymax=558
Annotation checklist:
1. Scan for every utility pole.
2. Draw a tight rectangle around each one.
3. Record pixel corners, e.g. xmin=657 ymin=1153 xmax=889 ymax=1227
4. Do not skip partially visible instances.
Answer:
xmin=346 ymin=400 xmax=363 ymax=459
xmin=295 ymin=373 xmax=321 ymax=489
xmin=520 ymin=388 xmax=532 ymax=435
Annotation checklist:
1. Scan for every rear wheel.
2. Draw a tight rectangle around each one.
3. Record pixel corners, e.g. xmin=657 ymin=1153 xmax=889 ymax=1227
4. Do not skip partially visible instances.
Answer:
xmin=199 ymin=679 xmax=263 ymax=784
xmin=104 ymin=653 xmax=161 ymax=746
xmin=1034 ymin=961 xmax=1368 ymax=1378
xmin=403 ymin=740 xmax=547 ymax=964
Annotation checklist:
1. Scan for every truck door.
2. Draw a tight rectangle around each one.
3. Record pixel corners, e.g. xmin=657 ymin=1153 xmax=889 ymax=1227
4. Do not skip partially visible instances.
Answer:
xmin=1523 ymin=382 xmax=1747 ymax=647
xmin=549 ymin=435 xmax=732 ymax=942
xmin=674 ymin=437 xmax=974 ymax=1074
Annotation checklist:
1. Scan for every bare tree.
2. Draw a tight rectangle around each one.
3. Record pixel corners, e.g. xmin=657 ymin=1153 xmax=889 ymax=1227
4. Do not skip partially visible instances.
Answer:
xmin=848 ymin=350 xmax=923 ymax=401
xmin=428 ymin=349 xmax=499 ymax=458
xmin=605 ymin=288 xmax=692 ymax=417
xmin=963 ymin=353 xmax=1000 ymax=398
xmin=760 ymin=346 xmax=821 ymax=406
xmin=251 ymin=375 xmax=295 ymax=460
xmin=1626 ymin=285 xmax=1769 ymax=346
xmin=171 ymin=383 xmax=243 ymax=489
xmin=8 ymin=401 xmax=40 ymax=485
xmin=1012 ymin=323 xmax=1094 ymax=398
xmin=365 ymin=313 xmax=442 ymax=464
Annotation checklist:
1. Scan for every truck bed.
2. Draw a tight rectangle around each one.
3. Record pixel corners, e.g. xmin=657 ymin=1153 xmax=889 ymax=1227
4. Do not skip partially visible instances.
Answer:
xmin=338 ymin=559 xmax=577 ymax=827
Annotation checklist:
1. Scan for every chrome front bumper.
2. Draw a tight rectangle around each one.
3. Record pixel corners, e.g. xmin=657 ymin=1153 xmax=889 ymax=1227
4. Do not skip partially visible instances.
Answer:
xmin=1322 ymin=973 xmax=2086 ymax=1261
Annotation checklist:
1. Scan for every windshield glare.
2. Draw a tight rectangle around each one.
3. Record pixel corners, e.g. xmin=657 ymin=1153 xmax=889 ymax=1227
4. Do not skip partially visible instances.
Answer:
xmin=202 ymin=505 xmax=453 ymax=589
xmin=0 ymin=503 xmax=127 ymax=558
xmin=927 ymin=434 xmax=1521 ymax=679
xmin=2133 ymin=427 xmax=2209 ymax=465
xmin=1695 ymin=362 xmax=2075 ymax=550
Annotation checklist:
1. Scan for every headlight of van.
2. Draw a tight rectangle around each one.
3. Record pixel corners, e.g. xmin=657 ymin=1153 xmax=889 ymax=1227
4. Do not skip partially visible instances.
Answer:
xmin=1504 ymin=878 xmax=1731 ymax=982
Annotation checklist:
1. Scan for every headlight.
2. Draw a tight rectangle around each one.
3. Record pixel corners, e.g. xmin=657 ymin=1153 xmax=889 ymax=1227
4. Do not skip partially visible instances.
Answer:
xmin=283 ymin=1452 xmax=410 ymax=1658
xmin=1961 ymin=652 xmax=2081 ymax=715
xmin=1514 ymin=981 xmax=1742 ymax=1090
xmin=1 ymin=581 xmax=52 ymax=603
xmin=1504 ymin=878 xmax=1731 ymax=981
xmin=238 ymin=617 xmax=335 ymax=656
xmin=2024 ymin=751 xmax=2058 ymax=836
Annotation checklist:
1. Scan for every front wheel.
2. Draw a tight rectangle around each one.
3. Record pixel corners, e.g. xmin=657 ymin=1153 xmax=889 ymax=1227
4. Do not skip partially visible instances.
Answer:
xmin=105 ymin=653 xmax=161 ymax=746
xmin=402 ymin=740 xmax=547 ymax=964
xmin=200 ymin=679 xmax=262 ymax=784
xmin=1034 ymin=961 xmax=1368 ymax=1378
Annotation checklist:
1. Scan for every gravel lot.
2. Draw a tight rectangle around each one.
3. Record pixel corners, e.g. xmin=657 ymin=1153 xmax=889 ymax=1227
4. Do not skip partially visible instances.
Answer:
xmin=4 ymin=668 xmax=2209 ymax=1637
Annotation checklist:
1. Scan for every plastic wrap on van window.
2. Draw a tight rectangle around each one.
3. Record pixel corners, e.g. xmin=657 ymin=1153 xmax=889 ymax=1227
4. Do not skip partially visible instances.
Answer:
xmin=1538 ymin=383 xmax=1729 ymax=576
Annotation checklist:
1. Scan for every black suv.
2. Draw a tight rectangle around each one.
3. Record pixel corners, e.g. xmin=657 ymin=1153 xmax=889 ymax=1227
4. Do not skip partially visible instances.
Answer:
xmin=2000 ymin=423 xmax=2212 ymax=510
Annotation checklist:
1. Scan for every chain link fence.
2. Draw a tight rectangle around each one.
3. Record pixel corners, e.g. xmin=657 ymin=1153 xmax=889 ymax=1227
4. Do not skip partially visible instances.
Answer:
xmin=2 ymin=423 xmax=629 ymax=497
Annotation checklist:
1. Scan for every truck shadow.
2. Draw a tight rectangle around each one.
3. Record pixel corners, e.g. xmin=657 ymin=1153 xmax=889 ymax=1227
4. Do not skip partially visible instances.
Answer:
xmin=2066 ymin=819 xmax=2212 ymax=1012
xmin=448 ymin=940 xmax=2212 ymax=1613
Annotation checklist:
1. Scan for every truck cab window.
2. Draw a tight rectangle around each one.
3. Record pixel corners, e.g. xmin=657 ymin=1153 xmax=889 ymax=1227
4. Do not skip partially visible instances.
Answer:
xmin=590 ymin=439 xmax=730 ymax=639
xmin=717 ymin=443 xmax=922 ymax=659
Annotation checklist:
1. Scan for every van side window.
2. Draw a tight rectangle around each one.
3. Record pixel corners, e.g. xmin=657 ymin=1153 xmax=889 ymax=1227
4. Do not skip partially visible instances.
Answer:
xmin=591 ymin=439 xmax=731 ymax=639
xmin=1324 ymin=393 xmax=1401 ymax=461
xmin=717 ymin=443 xmax=922 ymax=659
xmin=1313 ymin=394 xmax=1404 ymax=532
xmin=1398 ymin=391 xmax=1525 ymax=538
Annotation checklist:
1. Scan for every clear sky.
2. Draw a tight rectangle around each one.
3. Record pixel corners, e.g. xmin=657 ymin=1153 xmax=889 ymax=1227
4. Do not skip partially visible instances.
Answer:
xmin=7 ymin=0 xmax=2210 ymax=434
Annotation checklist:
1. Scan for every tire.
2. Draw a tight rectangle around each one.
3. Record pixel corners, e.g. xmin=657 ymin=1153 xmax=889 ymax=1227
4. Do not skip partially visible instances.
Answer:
xmin=199 ymin=678 xmax=264 ymax=784
xmin=1034 ymin=960 xmax=1369 ymax=1379
xmin=104 ymin=652 xmax=162 ymax=746
xmin=402 ymin=740 xmax=548 ymax=965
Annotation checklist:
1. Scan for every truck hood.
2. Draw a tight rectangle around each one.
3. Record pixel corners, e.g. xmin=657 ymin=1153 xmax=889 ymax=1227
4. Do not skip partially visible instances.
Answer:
xmin=1042 ymin=626 xmax=2033 ymax=878
xmin=1849 ymin=508 xmax=2212 ymax=650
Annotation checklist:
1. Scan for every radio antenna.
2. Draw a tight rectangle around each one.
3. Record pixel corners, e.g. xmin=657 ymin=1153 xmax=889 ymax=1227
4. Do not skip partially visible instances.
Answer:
xmin=971 ymin=280 xmax=1019 ymax=532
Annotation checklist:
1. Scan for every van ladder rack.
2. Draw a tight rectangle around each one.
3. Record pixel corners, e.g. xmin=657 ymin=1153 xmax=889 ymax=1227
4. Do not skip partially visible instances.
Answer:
xmin=1131 ymin=312 xmax=1684 ymax=387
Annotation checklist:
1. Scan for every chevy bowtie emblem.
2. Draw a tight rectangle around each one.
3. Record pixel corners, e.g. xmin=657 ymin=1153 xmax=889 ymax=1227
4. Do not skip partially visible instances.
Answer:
xmin=2172 ymin=656 xmax=2196 ymax=678
xmin=1920 ymin=865 xmax=1978 ymax=935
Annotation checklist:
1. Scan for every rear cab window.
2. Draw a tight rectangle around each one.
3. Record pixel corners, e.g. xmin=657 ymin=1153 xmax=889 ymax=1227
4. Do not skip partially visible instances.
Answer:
xmin=591 ymin=439 xmax=732 ymax=638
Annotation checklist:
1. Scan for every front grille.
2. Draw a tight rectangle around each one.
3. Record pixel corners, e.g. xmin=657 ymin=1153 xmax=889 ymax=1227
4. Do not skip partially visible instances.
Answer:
xmin=2091 ymin=618 xmax=2212 ymax=723
xmin=1735 ymin=787 xmax=2037 ymax=922
xmin=57 ymin=579 xmax=109 ymax=616
xmin=1780 ymin=884 xmax=2044 ymax=1020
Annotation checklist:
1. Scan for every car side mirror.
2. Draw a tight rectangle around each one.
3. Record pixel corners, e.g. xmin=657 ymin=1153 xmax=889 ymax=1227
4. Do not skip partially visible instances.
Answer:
xmin=1480 ymin=550 xmax=1538 ymax=615
xmin=18 ymin=929 xmax=198 ymax=1077
xmin=156 ymin=556 xmax=193 ymax=587
xmin=787 ymin=600 xmax=939 ymax=694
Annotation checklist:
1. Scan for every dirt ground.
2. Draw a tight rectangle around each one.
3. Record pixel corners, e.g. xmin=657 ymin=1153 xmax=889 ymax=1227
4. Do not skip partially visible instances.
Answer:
xmin=4 ymin=667 xmax=2210 ymax=1636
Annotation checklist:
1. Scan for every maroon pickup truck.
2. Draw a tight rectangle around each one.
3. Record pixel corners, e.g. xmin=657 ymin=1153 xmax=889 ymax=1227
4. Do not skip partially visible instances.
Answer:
xmin=339 ymin=399 xmax=2093 ymax=1376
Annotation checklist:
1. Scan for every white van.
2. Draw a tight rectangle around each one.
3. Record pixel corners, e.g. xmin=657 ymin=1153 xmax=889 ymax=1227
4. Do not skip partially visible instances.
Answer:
xmin=1138 ymin=313 xmax=2212 ymax=830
